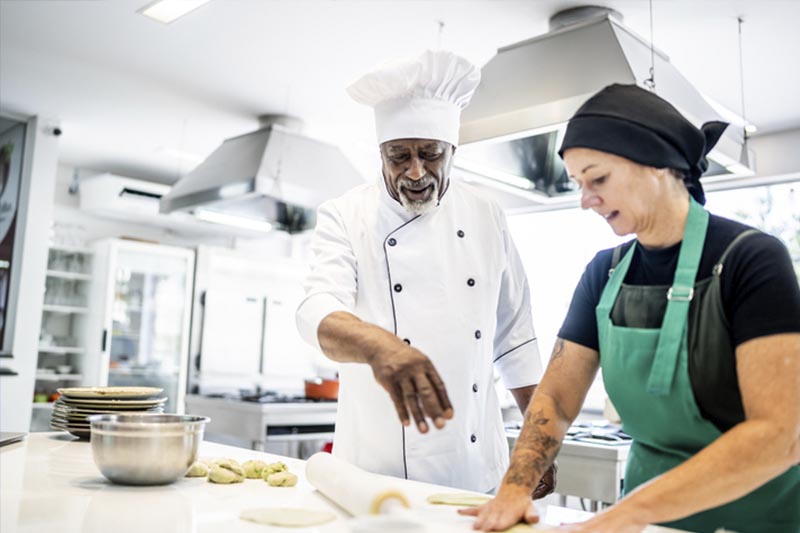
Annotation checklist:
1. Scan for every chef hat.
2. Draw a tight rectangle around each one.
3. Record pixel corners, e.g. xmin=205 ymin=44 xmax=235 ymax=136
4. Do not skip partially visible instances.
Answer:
xmin=347 ymin=49 xmax=481 ymax=146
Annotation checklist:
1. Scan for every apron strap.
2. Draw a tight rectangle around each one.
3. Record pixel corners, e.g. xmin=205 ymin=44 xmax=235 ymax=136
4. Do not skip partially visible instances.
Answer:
xmin=647 ymin=198 xmax=709 ymax=396
xmin=712 ymin=229 xmax=760 ymax=277
xmin=608 ymin=243 xmax=626 ymax=278
xmin=599 ymin=242 xmax=636 ymax=310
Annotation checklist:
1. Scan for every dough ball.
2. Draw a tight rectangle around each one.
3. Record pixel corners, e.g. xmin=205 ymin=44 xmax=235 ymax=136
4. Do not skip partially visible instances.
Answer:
xmin=426 ymin=493 xmax=492 ymax=507
xmin=208 ymin=462 xmax=245 ymax=484
xmin=261 ymin=461 xmax=288 ymax=480
xmin=266 ymin=471 xmax=298 ymax=487
xmin=202 ymin=457 xmax=241 ymax=468
xmin=185 ymin=462 xmax=209 ymax=477
xmin=240 ymin=508 xmax=335 ymax=527
xmin=242 ymin=459 xmax=268 ymax=479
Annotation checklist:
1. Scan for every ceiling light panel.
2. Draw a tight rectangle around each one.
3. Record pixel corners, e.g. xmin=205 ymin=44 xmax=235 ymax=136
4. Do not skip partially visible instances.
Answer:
xmin=139 ymin=0 xmax=211 ymax=24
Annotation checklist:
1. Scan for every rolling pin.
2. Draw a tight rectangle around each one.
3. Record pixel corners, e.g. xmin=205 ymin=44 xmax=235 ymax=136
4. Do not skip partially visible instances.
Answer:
xmin=305 ymin=452 xmax=410 ymax=516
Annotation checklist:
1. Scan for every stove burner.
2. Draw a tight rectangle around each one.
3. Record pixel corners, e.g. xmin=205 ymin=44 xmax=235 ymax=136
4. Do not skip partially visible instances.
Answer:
xmin=204 ymin=390 xmax=337 ymax=403
xmin=505 ymin=421 xmax=632 ymax=446
xmin=564 ymin=422 xmax=631 ymax=446
xmin=240 ymin=392 xmax=336 ymax=403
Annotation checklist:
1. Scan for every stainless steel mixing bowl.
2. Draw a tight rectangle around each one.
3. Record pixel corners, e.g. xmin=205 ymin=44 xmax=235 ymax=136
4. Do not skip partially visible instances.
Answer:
xmin=88 ymin=413 xmax=210 ymax=485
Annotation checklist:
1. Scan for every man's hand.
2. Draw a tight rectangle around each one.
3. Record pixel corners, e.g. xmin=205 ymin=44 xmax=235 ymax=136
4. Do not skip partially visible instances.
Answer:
xmin=531 ymin=461 xmax=557 ymax=499
xmin=368 ymin=343 xmax=454 ymax=433
xmin=316 ymin=312 xmax=454 ymax=432
xmin=457 ymin=484 xmax=539 ymax=531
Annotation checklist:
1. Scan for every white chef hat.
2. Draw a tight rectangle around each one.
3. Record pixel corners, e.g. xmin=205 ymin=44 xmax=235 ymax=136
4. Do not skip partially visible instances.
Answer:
xmin=347 ymin=49 xmax=481 ymax=146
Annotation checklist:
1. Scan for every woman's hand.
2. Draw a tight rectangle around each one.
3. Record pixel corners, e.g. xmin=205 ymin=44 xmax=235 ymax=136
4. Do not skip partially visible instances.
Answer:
xmin=457 ymin=485 xmax=539 ymax=531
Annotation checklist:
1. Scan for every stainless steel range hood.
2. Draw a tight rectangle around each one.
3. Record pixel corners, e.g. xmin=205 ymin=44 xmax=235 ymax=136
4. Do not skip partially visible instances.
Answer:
xmin=160 ymin=116 xmax=365 ymax=233
xmin=456 ymin=6 xmax=752 ymax=212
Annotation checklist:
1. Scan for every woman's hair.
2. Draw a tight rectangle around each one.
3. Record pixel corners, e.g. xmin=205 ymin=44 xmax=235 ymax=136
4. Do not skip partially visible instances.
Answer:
xmin=667 ymin=168 xmax=704 ymax=202
xmin=667 ymin=168 xmax=687 ymax=181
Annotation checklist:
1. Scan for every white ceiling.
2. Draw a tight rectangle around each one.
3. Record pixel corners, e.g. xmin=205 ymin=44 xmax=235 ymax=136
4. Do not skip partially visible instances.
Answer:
xmin=2 ymin=0 xmax=799 ymax=185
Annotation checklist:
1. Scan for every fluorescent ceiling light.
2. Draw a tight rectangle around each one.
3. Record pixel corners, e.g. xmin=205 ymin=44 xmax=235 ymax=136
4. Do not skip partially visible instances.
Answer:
xmin=195 ymin=209 xmax=273 ymax=233
xmin=139 ymin=0 xmax=211 ymax=24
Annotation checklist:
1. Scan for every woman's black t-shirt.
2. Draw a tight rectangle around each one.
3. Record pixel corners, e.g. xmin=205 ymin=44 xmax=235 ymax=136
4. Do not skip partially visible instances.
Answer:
xmin=558 ymin=214 xmax=800 ymax=430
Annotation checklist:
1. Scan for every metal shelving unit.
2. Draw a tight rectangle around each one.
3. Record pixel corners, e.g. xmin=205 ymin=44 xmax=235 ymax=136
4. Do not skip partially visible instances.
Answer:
xmin=31 ymin=245 xmax=95 ymax=432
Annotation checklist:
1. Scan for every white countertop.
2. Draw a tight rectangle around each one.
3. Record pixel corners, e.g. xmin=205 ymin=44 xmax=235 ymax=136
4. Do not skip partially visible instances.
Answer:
xmin=1 ymin=433 xmax=684 ymax=533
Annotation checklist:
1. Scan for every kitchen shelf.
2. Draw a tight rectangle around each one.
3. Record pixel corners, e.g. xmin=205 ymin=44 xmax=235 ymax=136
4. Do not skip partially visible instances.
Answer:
xmin=49 ymin=244 xmax=93 ymax=255
xmin=109 ymin=367 xmax=177 ymax=377
xmin=46 ymin=270 xmax=92 ymax=281
xmin=42 ymin=304 xmax=89 ymax=314
xmin=35 ymin=372 xmax=83 ymax=381
xmin=38 ymin=346 xmax=84 ymax=355
xmin=31 ymin=402 xmax=55 ymax=410
xmin=111 ymin=332 xmax=140 ymax=340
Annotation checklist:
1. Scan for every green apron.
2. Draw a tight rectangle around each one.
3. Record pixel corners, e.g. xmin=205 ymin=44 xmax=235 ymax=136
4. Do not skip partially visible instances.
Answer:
xmin=596 ymin=198 xmax=800 ymax=533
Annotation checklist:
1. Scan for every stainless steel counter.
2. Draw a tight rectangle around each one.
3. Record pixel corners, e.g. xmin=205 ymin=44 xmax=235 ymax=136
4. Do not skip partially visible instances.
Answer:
xmin=185 ymin=394 xmax=337 ymax=452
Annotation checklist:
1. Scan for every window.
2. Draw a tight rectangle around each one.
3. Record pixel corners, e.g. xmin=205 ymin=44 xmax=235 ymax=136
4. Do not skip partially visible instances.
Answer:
xmin=705 ymin=181 xmax=800 ymax=279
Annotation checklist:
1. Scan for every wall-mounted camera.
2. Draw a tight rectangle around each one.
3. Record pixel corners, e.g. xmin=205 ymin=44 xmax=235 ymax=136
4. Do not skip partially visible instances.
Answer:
xmin=44 ymin=122 xmax=62 ymax=136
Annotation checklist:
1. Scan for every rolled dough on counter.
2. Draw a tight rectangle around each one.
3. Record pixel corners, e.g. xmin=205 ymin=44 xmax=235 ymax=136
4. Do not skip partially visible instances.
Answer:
xmin=239 ymin=508 xmax=336 ymax=527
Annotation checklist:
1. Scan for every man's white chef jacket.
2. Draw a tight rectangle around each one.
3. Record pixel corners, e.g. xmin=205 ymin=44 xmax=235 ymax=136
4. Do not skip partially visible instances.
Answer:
xmin=296 ymin=178 xmax=542 ymax=492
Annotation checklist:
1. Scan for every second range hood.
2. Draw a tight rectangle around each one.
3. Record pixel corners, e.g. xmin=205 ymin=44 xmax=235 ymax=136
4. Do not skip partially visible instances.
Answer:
xmin=160 ymin=116 xmax=365 ymax=233
xmin=456 ymin=6 xmax=752 ymax=211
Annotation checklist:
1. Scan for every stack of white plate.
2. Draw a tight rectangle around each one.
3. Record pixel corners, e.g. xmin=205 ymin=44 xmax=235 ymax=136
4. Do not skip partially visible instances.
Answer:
xmin=50 ymin=386 xmax=166 ymax=439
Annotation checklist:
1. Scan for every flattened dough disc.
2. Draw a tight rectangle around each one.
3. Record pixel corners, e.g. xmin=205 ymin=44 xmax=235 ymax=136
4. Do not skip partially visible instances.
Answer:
xmin=426 ymin=493 xmax=492 ymax=507
xmin=239 ymin=508 xmax=336 ymax=527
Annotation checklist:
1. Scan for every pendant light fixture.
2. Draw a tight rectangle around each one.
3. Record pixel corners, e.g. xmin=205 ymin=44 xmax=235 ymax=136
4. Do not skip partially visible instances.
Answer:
xmin=737 ymin=16 xmax=755 ymax=169
xmin=643 ymin=0 xmax=656 ymax=91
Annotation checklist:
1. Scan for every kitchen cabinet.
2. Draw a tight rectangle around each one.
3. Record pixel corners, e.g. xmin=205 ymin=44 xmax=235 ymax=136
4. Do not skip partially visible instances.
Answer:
xmin=29 ymin=244 xmax=94 ymax=431
xmin=85 ymin=238 xmax=194 ymax=413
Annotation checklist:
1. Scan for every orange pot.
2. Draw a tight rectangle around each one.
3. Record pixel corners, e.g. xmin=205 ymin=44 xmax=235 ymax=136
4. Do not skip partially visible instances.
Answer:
xmin=305 ymin=378 xmax=339 ymax=400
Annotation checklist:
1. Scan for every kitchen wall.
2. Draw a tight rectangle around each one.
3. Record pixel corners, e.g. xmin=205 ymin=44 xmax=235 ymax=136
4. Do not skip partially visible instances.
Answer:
xmin=749 ymin=127 xmax=800 ymax=178
xmin=508 ymin=207 xmax=626 ymax=413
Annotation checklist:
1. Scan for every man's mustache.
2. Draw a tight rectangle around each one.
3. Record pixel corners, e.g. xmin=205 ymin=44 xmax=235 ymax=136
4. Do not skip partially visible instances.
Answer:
xmin=398 ymin=175 xmax=436 ymax=192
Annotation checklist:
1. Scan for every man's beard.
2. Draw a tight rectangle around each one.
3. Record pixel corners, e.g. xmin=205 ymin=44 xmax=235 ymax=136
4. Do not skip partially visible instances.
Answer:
xmin=397 ymin=175 xmax=439 ymax=215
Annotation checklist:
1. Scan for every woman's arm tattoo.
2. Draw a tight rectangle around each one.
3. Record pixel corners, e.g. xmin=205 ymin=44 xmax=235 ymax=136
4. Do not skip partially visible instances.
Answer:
xmin=503 ymin=407 xmax=561 ymax=487
xmin=550 ymin=338 xmax=566 ymax=361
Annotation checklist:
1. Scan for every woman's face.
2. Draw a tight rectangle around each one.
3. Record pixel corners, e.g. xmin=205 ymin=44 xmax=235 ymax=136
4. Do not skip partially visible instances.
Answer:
xmin=563 ymin=147 xmax=664 ymax=237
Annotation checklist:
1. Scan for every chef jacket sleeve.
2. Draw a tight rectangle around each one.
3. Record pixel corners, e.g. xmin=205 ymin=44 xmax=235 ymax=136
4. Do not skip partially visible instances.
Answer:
xmin=296 ymin=200 xmax=357 ymax=352
xmin=492 ymin=211 xmax=544 ymax=389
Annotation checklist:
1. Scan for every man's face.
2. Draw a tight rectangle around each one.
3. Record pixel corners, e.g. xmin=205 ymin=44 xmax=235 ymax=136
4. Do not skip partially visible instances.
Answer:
xmin=380 ymin=138 xmax=454 ymax=215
